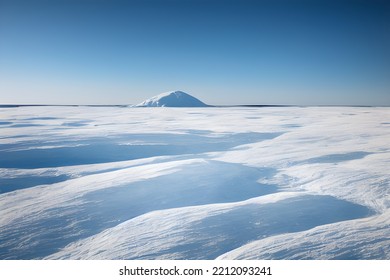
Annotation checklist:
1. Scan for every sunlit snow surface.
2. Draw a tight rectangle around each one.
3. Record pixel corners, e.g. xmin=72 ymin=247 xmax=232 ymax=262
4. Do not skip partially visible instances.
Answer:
xmin=0 ymin=106 xmax=389 ymax=259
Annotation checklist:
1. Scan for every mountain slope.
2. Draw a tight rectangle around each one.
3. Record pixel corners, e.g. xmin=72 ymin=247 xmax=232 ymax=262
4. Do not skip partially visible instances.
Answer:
xmin=136 ymin=91 xmax=209 ymax=107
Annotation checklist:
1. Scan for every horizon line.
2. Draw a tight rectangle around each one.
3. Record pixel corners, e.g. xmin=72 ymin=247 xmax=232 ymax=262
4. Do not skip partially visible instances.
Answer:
xmin=0 ymin=104 xmax=387 ymax=108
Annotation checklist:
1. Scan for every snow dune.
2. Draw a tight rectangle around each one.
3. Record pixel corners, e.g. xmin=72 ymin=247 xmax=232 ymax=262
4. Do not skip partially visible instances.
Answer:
xmin=0 ymin=106 xmax=389 ymax=259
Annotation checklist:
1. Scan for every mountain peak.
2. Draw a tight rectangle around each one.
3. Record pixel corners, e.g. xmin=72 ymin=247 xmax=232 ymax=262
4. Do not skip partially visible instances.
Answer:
xmin=136 ymin=91 xmax=209 ymax=107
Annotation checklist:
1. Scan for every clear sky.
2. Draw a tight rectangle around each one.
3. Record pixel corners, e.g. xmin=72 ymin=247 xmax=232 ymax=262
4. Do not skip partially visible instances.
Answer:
xmin=0 ymin=0 xmax=389 ymax=105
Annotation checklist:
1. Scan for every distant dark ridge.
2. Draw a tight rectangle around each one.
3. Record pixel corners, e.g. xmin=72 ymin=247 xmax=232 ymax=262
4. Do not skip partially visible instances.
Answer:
xmin=0 ymin=104 xmax=125 ymax=108
xmin=236 ymin=105 xmax=295 ymax=107
xmin=236 ymin=105 xmax=380 ymax=108
xmin=1 ymin=104 xmax=385 ymax=108
xmin=0 ymin=105 xmax=72 ymax=108
xmin=0 ymin=105 xmax=22 ymax=108
xmin=2 ymin=104 xmax=293 ymax=108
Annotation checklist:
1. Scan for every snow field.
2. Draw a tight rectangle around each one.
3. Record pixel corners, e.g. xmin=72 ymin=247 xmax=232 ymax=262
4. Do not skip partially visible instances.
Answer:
xmin=0 ymin=106 xmax=389 ymax=259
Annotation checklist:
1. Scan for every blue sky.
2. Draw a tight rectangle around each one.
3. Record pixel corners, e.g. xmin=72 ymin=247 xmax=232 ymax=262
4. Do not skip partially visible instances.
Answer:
xmin=0 ymin=0 xmax=389 ymax=105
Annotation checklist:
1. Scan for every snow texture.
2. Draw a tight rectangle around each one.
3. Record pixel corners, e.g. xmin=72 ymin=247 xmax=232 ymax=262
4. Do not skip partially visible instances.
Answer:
xmin=0 ymin=106 xmax=389 ymax=259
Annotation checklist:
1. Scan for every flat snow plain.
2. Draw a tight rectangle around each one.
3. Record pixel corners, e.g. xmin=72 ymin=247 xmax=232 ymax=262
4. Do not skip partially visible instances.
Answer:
xmin=0 ymin=106 xmax=389 ymax=259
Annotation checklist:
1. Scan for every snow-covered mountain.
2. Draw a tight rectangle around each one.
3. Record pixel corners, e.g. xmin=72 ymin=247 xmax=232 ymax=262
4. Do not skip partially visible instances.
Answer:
xmin=136 ymin=91 xmax=209 ymax=107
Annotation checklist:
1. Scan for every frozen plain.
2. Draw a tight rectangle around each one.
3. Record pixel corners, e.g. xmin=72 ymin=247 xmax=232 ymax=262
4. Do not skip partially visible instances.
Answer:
xmin=0 ymin=106 xmax=389 ymax=259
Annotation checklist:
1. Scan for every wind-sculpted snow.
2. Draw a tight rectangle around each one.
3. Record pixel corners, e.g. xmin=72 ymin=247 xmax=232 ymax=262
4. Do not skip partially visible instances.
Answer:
xmin=0 ymin=159 xmax=277 ymax=259
xmin=47 ymin=193 xmax=372 ymax=260
xmin=0 ymin=106 xmax=389 ymax=259
xmin=0 ymin=131 xmax=280 ymax=169
xmin=217 ymin=210 xmax=390 ymax=260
